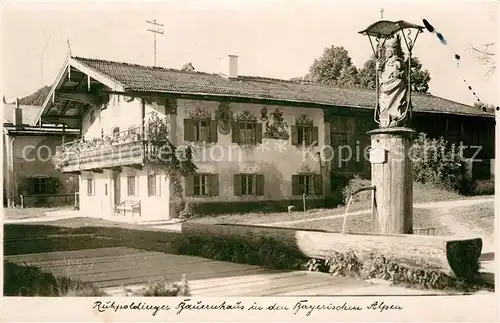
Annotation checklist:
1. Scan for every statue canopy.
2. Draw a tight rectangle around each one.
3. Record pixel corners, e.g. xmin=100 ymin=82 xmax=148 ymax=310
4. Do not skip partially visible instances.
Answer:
xmin=358 ymin=20 xmax=424 ymax=39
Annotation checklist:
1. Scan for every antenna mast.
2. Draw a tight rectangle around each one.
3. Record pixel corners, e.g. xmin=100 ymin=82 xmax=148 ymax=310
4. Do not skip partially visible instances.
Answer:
xmin=146 ymin=19 xmax=164 ymax=66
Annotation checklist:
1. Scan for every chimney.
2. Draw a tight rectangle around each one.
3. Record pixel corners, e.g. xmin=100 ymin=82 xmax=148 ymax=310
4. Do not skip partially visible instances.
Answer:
xmin=13 ymin=98 xmax=22 ymax=127
xmin=228 ymin=55 xmax=238 ymax=79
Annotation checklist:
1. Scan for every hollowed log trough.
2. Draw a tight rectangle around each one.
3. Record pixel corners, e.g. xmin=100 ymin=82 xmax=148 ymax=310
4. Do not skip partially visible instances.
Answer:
xmin=181 ymin=222 xmax=483 ymax=279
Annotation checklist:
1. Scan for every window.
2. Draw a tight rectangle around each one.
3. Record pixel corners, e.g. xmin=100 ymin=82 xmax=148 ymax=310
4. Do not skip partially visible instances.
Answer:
xmin=192 ymin=119 xmax=209 ymax=142
xmin=241 ymin=174 xmax=255 ymax=195
xmin=291 ymin=125 xmax=318 ymax=146
xmin=292 ymin=174 xmax=322 ymax=196
xmin=184 ymin=118 xmax=217 ymax=143
xmin=234 ymin=174 xmax=264 ymax=196
xmin=148 ymin=174 xmax=157 ymax=197
xmin=87 ymin=179 xmax=94 ymax=196
xmin=112 ymin=127 xmax=120 ymax=137
xmin=127 ymin=176 xmax=137 ymax=196
xmin=28 ymin=176 xmax=57 ymax=195
xmin=297 ymin=125 xmax=313 ymax=145
xmin=238 ymin=123 xmax=257 ymax=144
xmin=33 ymin=177 xmax=48 ymax=194
xmin=193 ymin=174 xmax=210 ymax=196
xmin=185 ymin=173 xmax=219 ymax=197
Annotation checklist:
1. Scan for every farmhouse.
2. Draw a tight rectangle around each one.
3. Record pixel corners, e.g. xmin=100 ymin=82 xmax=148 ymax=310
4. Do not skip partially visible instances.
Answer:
xmin=34 ymin=55 xmax=495 ymax=222
xmin=3 ymin=100 xmax=79 ymax=207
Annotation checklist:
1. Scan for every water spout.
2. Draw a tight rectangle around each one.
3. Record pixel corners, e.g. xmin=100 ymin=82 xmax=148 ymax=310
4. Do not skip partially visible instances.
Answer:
xmin=341 ymin=185 xmax=376 ymax=234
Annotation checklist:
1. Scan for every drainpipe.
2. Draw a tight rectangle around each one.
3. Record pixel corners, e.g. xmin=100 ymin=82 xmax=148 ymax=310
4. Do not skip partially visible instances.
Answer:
xmin=9 ymin=136 xmax=16 ymax=207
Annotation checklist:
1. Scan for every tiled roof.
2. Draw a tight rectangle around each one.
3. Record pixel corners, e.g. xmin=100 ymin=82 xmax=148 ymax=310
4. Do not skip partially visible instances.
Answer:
xmin=73 ymin=56 xmax=493 ymax=117
xmin=3 ymin=104 xmax=42 ymax=125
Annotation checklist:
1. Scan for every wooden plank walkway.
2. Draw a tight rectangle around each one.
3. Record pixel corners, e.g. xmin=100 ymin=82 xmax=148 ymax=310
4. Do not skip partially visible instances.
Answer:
xmin=5 ymin=246 xmax=453 ymax=296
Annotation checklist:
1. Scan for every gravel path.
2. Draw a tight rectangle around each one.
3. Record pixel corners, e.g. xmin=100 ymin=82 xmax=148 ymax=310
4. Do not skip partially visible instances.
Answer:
xmin=266 ymin=197 xmax=494 ymax=227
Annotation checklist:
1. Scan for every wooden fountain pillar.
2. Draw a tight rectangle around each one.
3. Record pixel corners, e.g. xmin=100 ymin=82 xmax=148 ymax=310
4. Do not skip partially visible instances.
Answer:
xmin=367 ymin=127 xmax=415 ymax=234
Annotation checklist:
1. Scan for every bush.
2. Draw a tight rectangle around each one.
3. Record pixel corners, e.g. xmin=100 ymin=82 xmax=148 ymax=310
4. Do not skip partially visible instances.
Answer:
xmin=306 ymin=252 xmax=491 ymax=292
xmin=412 ymin=133 xmax=475 ymax=194
xmin=342 ymin=175 xmax=372 ymax=204
xmin=175 ymin=234 xmax=307 ymax=270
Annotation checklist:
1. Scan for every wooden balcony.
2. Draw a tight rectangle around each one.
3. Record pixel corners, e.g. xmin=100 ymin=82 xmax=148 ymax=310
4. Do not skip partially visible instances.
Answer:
xmin=53 ymin=127 xmax=146 ymax=173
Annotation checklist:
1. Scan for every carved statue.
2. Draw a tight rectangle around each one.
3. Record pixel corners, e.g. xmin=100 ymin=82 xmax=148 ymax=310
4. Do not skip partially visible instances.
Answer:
xmin=377 ymin=34 xmax=409 ymax=128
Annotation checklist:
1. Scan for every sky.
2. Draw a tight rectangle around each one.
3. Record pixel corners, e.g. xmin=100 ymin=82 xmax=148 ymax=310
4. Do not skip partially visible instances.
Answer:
xmin=1 ymin=0 xmax=499 ymax=107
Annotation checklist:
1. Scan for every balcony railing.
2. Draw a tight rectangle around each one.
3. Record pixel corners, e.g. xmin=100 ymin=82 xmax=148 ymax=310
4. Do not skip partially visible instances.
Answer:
xmin=52 ymin=126 xmax=150 ymax=172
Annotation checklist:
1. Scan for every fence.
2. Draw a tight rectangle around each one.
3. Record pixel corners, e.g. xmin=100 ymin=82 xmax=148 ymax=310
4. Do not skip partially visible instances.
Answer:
xmin=20 ymin=192 xmax=79 ymax=208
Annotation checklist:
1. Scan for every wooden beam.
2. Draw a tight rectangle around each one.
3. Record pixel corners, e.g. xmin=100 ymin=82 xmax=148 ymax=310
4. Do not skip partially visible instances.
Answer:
xmin=56 ymin=91 xmax=101 ymax=106
xmin=69 ymin=57 xmax=126 ymax=92
xmin=60 ymin=101 xmax=71 ymax=116
xmin=182 ymin=222 xmax=483 ymax=279
xmin=64 ymin=81 xmax=79 ymax=87
xmin=76 ymin=75 xmax=87 ymax=91
xmin=129 ymin=164 xmax=143 ymax=170
xmin=45 ymin=115 xmax=82 ymax=120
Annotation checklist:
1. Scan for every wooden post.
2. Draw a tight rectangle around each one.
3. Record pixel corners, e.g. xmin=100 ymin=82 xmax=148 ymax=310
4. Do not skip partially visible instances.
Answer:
xmin=20 ymin=195 xmax=24 ymax=208
xmin=302 ymin=193 xmax=306 ymax=213
xmin=368 ymin=127 xmax=415 ymax=234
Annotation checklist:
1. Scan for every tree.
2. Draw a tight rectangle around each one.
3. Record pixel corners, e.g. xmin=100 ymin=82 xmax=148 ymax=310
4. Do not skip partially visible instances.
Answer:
xmin=337 ymin=65 xmax=360 ymax=88
xmin=473 ymin=101 xmax=496 ymax=112
xmin=358 ymin=55 xmax=377 ymax=90
xmin=469 ymin=42 xmax=496 ymax=76
xmin=357 ymin=55 xmax=431 ymax=93
xmin=309 ymin=46 xmax=358 ymax=85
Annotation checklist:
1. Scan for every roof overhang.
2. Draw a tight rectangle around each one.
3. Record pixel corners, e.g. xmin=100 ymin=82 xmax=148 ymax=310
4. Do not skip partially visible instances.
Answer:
xmin=3 ymin=125 xmax=81 ymax=136
xmin=33 ymin=56 xmax=126 ymax=129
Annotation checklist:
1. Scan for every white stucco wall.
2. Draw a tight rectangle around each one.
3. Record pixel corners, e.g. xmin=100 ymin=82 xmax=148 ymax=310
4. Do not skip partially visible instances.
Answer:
xmin=79 ymin=166 xmax=170 ymax=221
xmin=176 ymin=99 xmax=326 ymax=204
xmin=81 ymin=94 xmax=142 ymax=139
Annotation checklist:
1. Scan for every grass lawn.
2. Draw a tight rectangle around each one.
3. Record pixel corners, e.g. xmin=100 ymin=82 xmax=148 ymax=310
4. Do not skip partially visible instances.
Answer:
xmin=452 ymin=202 xmax=495 ymax=237
xmin=190 ymin=182 xmax=486 ymax=226
xmin=281 ymin=208 xmax=453 ymax=235
xmin=3 ymin=207 xmax=73 ymax=220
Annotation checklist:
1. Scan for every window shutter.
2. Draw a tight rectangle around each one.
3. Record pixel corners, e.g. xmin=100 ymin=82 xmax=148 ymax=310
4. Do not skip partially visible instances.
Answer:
xmin=291 ymin=175 xmax=300 ymax=195
xmin=311 ymin=126 xmax=319 ymax=146
xmin=210 ymin=174 xmax=219 ymax=196
xmin=47 ymin=177 xmax=57 ymax=194
xmin=233 ymin=174 xmax=242 ymax=196
xmin=27 ymin=178 xmax=35 ymax=195
xmin=184 ymin=175 xmax=194 ymax=196
xmin=183 ymin=119 xmax=192 ymax=142
xmin=231 ymin=121 xmax=240 ymax=144
xmin=256 ymin=174 xmax=265 ymax=196
xmin=209 ymin=120 xmax=218 ymax=143
xmin=314 ymin=174 xmax=323 ymax=196
xmin=255 ymin=123 xmax=263 ymax=144
xmin=291 ymin=125 xmax=298 ymax=146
